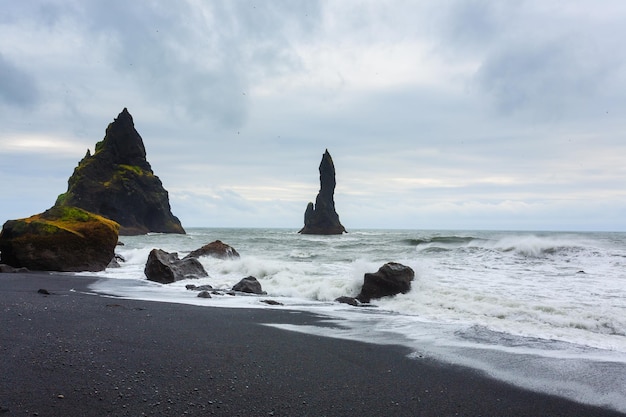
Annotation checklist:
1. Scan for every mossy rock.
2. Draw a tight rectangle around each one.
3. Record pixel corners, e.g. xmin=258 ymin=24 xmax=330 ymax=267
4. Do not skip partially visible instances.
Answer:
xmin=55 ymin=108 xmax=185 ymax=236
xmin=0 ymin=206 xmax=120 ymax=272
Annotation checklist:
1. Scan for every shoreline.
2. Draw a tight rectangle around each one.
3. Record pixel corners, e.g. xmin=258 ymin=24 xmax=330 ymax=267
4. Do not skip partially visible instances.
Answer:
xmin=1 ymin=272 xmax=624 ymax=416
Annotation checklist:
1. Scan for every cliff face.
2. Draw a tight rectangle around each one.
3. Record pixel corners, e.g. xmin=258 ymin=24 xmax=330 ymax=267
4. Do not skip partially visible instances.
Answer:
xmin=299 ymin=149 xmax=346 ymax=235
xmin=55 ymin=108 xmax=185 ymax=235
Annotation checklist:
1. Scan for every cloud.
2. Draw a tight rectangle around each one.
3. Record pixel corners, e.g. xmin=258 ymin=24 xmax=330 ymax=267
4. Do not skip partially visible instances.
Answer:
xmin=2 ymin=1 xmax=626 ymax=231
xmin=68 ymin=0 xmax=323 ymax=127
xmin=431 ymin=1 xmax=626 ymax=120
xmin=0 ymin=53 xmax=39 ymax=108
xmin=476 ymin=37 xmax=618 ymax=119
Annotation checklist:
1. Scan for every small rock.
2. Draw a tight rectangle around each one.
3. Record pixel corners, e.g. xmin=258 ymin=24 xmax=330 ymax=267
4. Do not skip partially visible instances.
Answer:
xmin=37 ymin=289 xmax=51 ymax=295
xmin=335 ymin=296 xmax=359 ymax=306
xmin=260 ymin=299 xmax=283 ymax=306
xmin=184 ymin=240 xmax=240 ymax=259
xmin=197 ymin=291 xmax=212 ymax=299
xmin=186 ymin=284 xmax=213 ymax=291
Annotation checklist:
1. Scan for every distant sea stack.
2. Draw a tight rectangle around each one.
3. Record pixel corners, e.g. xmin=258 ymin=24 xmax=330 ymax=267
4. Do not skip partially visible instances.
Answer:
xmin=55 ymin=108 xmax=185 ymax=236
xmin=299 ymin=149 xmax=346 ymax=235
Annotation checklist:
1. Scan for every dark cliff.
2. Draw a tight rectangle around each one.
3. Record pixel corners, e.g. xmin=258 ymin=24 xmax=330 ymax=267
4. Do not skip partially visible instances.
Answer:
xmin=299 ymin=149 xmax=346 ymax=235
xmin=55 ymin=108 xmax=185 ymax=235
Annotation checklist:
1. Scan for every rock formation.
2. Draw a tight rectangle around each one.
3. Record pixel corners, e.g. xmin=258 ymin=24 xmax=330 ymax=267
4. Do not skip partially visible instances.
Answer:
xmin=0 ymin=206 xmax=119 ymax=272
xmin=144 ymin=248 xmax=208 ymax=284
xmin=184 ymin=240 xmax=240 ymax=259
xmin=55 ymin=108 xmax=185 ymax=236
xmin=356 ymin=262 xmax=415 ymax=303
xmin=299 ymin=149 xmax=346 ymax=235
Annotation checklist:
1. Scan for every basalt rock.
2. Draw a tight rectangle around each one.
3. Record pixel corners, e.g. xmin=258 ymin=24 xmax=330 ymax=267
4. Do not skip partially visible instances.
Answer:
xmin=144 ymin=248 xmax=207 ymax=284
xmin=356 ymin=262 xmax=415 ymax=303
xmin=299 ymin=149 xmax=346 ymax=235
xmin=55 ymin=108 xmax=185 ymax=236
xmin=0 ymin=206 xmax=119 ymax=272
xmin=232 ymin=276 xmax=266 ymax=295
xmin=184 ymin=240 xmax=240 ymax=259
xmin=335 ymin=296 xmax=360 ymax=306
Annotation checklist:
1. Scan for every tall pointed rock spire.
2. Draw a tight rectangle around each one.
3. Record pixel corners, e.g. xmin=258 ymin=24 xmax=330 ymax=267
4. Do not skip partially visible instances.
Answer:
xmin=55 ymin=108 xmax=185 ymax=235
xmin=299 ymin=149 xmax=346 ymax=235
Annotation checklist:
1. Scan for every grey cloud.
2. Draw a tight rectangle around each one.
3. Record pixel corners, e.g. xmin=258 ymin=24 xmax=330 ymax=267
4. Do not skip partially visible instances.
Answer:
xmin=73 ymin=0 xmax=321 ymax=128
xmin=476 ymin=37 xmax=618 ymax=118
xmin=441 ymin=1 xmax=516 ymax=49
xmin=432 ymin=1 xmax=626 ymax=119
xmin=0 ymin=53 xmax=39 ymax=108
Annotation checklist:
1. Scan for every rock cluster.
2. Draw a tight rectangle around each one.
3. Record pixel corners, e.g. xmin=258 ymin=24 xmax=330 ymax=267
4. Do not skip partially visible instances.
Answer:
xmin=55 ymin=108 xmax=185 ymax=236
xmin=0 ymin=206 xmax=119 ymax=272
xmin=299 ymin=150 xmax=346 ymax=235
xmin=144 ymin=242 xmax=269 ymax=298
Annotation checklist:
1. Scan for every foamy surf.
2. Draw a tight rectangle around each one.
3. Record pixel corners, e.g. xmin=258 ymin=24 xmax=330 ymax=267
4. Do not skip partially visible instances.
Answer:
xmin=85 ymin=228 xmax=626 ymax=412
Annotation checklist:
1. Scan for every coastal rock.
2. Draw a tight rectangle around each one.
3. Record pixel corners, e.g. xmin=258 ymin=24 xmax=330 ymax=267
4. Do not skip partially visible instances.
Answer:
xmin=260 ymin=299 xmax=283 ymax=306
xmin=55 ymin=108 xmax=185 ymax=236
xmin=144 ymin=248 xmax=208 ymax=284
xmin=186 ymin=284 xmax=214 ymax=291
xmin=298 ymin=149 xmax=346 ymax=235
xmin=184 ymin=240 xmax=240 ymax=259
xmin=0 ymin=264 xmax=29 ymax=273
xmin=107 ymin=254 xmax=126 ymax=269
xmin=0 ymin=206 xmax=119 ymax=272
xmin=335 ymin=296 xmax=360 ymax=306
xmin=232 ymin=276 xmax=266 ymax=294
xmin=356 ymin=262 xmax=415 ymax=303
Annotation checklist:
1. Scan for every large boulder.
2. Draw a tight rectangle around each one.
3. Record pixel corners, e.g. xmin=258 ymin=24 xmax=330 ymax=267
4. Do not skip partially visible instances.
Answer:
xmin=232 ymin=276 xmax=265 ymax=294
xmin=184 ymin=240 xmax=240 ymax=259
xmin=55 ymin=108 xmax=185 ymax=236
xmin=298 ymin=149 xmax=346 ymax=235
xmin=0 ymin=206 xmax=119 ymax=272
xmin=144 ymin=248 xmax=208 ymax=284
xmin=356 ymin=262 xmax=415 ymax=303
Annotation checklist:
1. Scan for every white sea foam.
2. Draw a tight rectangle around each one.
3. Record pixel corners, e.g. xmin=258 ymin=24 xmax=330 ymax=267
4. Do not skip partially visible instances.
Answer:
xmin=87 ymin=228 xmax=626 ymax=412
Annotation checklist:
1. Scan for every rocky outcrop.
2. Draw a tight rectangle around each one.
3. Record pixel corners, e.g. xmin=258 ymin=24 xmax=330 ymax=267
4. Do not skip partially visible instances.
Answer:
xmin=356 ymin=262 xmax=415 ymax=303
xmin=55 ymin=108 xmax=185 ymax=236
xmin=144 ymin=248 xmax=207 ymax=284
xmin=232 ymin=276 xmax=266 ymax=294
xmin=184 ymin=240 xmax=240 ymax=259
xmin=0 ymin=206 xmax=119 ymax=272
xmin=299 ymin=149 xmax=346 ymax=235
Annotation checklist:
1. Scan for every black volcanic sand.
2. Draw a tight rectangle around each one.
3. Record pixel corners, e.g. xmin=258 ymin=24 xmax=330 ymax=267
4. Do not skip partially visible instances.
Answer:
xmin=1 ymin=273 xmax=623 ymax=417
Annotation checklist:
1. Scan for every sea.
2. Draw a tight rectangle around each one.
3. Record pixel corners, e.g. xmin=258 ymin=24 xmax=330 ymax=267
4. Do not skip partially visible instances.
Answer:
xmin=85 ymin=228 xmax=626 ymax=412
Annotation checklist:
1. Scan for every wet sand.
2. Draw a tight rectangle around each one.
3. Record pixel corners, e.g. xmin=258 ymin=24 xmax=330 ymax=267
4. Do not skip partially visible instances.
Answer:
xmin=1 ymin=272 xmax=623 ymax=416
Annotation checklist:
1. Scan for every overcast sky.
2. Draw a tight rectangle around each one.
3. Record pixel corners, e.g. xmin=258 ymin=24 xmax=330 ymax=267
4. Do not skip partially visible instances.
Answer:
xmin=2 ymin=1 xmax=626 ymax=231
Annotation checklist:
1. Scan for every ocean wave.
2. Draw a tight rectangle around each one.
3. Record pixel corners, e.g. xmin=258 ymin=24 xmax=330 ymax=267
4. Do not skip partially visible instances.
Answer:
xmin=488 ymin=235 xmax=589 ymax=257
xmin=405 ymin=236 xmax=480 ymax=246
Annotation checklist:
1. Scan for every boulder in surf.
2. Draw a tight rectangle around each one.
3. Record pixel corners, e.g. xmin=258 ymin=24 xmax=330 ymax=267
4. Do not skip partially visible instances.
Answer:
xmin=144 ymin=248 xmax=208 ymax=284
xmin=356 ymin=262 xmax=415 ymax=303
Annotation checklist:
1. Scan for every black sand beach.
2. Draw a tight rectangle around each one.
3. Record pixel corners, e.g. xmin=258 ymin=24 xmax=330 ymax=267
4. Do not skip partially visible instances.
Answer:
xmin=1 ymin=272 xmax=623 ymax=417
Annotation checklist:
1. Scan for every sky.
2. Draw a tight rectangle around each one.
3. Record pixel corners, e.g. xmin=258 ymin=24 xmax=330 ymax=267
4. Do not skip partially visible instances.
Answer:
xmin=2 ymin=0 xmax=626 ymax=231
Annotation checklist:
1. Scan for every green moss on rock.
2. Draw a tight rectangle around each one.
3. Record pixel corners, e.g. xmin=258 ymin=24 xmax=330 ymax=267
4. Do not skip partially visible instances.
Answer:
xmin=55 ymin=108 xmax=185 ymax=236
xmin=0 ymin=206 xmax=120 ymax=272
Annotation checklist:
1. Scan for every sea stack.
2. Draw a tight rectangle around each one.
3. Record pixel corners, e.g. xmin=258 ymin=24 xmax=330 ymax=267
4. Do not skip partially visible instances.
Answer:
xmin=55 ymin=108 xmax=185 ymax=235
xmin=299 ymin=149 xmax=346 ymax=235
